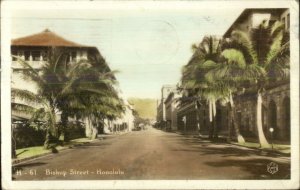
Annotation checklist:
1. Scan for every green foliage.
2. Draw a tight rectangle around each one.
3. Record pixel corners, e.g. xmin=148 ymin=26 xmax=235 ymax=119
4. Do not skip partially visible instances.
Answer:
xmin=12 ymin=47 xmax=124 ymax=148
xmin=14 ymin=123 xmax=46 ymax=149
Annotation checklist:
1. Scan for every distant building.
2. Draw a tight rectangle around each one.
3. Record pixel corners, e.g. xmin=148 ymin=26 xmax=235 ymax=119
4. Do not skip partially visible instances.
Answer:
xmin=164 ymin=91 xmax=180 ymax=131
xmin=103 ymin=98 xmax=135 ymax=134
xmin=156 ymin=85 xmax=177 ymax=129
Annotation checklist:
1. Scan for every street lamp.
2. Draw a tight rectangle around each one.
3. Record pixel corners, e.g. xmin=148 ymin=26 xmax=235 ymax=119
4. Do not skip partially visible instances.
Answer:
xmin=182 ymin=116 xmax=186 ymax=132
xmin=269 ymin=127 xmax=274 ymax=149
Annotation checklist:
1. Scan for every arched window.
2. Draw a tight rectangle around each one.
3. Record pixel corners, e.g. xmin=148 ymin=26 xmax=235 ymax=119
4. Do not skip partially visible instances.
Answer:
xmin=268 ymin=100 xmax=278 ymax=139
xmin=282 ymin=97 xmax=290 ymax=140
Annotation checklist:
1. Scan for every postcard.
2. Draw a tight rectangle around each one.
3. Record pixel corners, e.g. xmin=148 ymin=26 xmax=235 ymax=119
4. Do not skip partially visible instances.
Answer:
xmin=1 ymin=0 xmax=299 ymax=189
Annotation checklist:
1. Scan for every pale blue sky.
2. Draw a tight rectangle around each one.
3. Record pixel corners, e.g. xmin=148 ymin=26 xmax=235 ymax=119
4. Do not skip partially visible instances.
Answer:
xmin=11 ymin=8 xmax=243 ymax=99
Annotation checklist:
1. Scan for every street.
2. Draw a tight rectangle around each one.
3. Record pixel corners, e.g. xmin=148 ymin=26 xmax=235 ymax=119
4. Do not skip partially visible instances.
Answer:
xmin=13 ymin=127 xmax=290 ymax=180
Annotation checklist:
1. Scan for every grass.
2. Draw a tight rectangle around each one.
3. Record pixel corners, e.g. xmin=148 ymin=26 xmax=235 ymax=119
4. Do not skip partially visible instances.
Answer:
xmin=15 ymin=137 xmax=94 ymax=160
xmin=232 ymin=142 xmax=290 ymax=154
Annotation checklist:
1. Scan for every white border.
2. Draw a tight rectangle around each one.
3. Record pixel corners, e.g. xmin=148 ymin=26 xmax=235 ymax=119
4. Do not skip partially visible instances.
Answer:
xmin=1 ymin=1 xmax=299 ymax=189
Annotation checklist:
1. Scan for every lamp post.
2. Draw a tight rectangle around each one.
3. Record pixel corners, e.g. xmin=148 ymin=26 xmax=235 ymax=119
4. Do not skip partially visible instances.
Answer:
xmin=269 ymin=127 xmax=274 ymax=149
xmin=182 ymin=116 xmax=186 ymax=132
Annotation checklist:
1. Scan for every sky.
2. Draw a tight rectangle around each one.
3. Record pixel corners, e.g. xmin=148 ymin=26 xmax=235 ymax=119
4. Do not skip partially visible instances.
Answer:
xmin=11 ymin=5 xmax=244 ymax=99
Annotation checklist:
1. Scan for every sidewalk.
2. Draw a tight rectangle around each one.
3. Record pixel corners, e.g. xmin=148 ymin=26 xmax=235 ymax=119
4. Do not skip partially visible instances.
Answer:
xmin=13 ymin=131 xmax=131 ymax=165
xmin=174 ymin=131 xmax=290 ymax=156
xmin=13 ymin=137 xmax=99 ymax=165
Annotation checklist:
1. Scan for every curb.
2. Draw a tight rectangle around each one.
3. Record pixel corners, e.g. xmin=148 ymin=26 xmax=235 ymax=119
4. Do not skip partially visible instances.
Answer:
xmin=177 ymin=132 xmax=290 ymax=157
xmin=12 ymin=139 xmax=99 ymax=166
xmin=229 ymin=142 xmax=291 ymax=156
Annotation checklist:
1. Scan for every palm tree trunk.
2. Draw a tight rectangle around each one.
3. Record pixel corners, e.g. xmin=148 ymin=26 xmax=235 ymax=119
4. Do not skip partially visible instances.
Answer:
xmin=85 ymin=116 xmax=93 ymax=138
xmin=44 ymin=102 xmax=56 ymax=149
xmin=231 ymin=106 xmax=245 ymax=144
xmin=12 ymin=126 xmax=17 ymax=158
xmin=213 ymin=118 xmax=218 ymax=139
xmin=227 ymin=107 xmax=232 ymax=142
xmin=256 ymin=92 xmax=270 ymax=148
xmin=208 ymin=100 xmax=216 ymax=139
xmin=212 ymin=100 xmax=218 ymax=139
xmin=208 ymin=100 xmax=213 ymax=139
xmin=60 ymin=110 xmax=69 ymax=143
xmin=91 ymin=117 xmax=98 ymax=140
xmin=229 ymin=92 xmax=245 ymax=144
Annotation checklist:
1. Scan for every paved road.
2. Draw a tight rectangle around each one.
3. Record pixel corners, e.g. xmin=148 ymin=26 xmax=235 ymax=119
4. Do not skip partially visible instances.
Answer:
xmin=13 ymin=127 xmax=290 ymax=180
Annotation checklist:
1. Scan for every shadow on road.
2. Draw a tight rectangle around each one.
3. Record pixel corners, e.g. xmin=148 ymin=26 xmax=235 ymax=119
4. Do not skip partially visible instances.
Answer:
xmin=165 ymin=133 xmax=290 ymax=179
xmin=73 ymin=142 xmax=112 ymax=149
xmin=204 ymin=158 xmax=290 ymax=179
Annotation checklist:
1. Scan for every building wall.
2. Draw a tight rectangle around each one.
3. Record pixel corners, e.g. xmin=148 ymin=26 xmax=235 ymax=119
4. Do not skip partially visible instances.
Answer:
xmin=171 ymin=102 xmax=178 ymax=131
xmin=177 ymin=102 xmax=198 ymax=134
xmin=164 ymin=94 xmax=179 ymax=131
xmin=224 ymin=9 xmax=288 ymax=38
xmin=161 ymin=85 xmax=176 ymax=121
xmin=234 ymin=83 xmax=290 ymax=141
xmin=223 ymin=8 xmax=290 ymax=143
xmin=280 ymin=9 xmax=290 ymax=30
xmin=11 ymin=46 xmax=94 ymax=124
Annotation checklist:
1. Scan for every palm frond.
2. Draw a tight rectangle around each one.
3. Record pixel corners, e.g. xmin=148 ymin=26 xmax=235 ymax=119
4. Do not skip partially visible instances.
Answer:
xmin=11 ymin=88 xmax=42 ymax=104
xmin=12 ymin=103 xmax=36 ymax=115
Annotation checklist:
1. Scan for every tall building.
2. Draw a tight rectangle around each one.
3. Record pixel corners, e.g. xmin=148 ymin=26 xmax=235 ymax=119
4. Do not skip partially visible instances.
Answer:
xmin=177 ymin=8 xmax=290 ymax=141
xmin=164 ymin=91 xmax=180 ymax=131
xmin=11 ymin=29 xmax=112 ymax=124
xmin=224 ymin=8 xmax=290 ymax=141
xmin=156 ymin=85 xmax=176 ymax=129
xmin=224 ymin=8 xmax=289 ymax=38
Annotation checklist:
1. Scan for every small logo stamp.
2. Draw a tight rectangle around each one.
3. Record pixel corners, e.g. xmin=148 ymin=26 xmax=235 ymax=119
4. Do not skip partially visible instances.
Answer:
xmin=267 ymin=162 xmax=279 ymax=174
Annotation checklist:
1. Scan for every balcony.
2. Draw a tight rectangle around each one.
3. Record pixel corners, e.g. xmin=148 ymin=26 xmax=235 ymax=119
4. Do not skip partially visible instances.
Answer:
xmin=12 ymin=58 xmax=46 ymax=70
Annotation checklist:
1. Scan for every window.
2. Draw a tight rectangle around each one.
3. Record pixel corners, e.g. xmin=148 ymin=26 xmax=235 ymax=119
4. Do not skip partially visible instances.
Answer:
xmin=71 ymin=51 xmax=77 ymax=60
xmin=24 ymin=51 xmax=31 ymax=61
xmin=12 ymin=50 xmax=17 ymax=61
xmin=269 ymin=20 xmax=276 ymax=26
xmin=41 ymin=51 xmax=48 ymax=61
xmin=282 ymin=17 xmax=286 ymax=30
xmin=287 ymin=13 xmax=290 ymax=29
xmin=31 ymin=51 xmax=41 ymax=61
xmin=67 ymin=51 xmax=77 ymax=62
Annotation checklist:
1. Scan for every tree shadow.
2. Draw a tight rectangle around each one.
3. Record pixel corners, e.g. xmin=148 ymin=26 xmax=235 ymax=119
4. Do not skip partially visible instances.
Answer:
xmin=204 ymin=158 xmax=290 ymax=179
xmin=16 ymin=150 xmax=28 ymax=156
xmin=170 ymin=134 xmax=286 ymax=158
xmin=73 ymin=142 xmax=112 ymax=149
xmin=169 ymin=134 xmax=290 ymax=179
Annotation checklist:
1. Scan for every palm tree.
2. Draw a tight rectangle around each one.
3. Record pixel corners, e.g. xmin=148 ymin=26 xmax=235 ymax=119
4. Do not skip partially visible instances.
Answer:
xmin=205 ymin=45 xmax=264 ymax=144
xmin=182 ymin=35 xmax=262 ymax=144
xmin=224 ymin=20 xmax=289 ymax=148
xmin=54 ymin=51 xmax=122 ymax=141
xmin=11 ymin=88 xmax=54 ymax=151
xmin=181 ymin=36 xmax=226 ymax=139
xmin=13 ymin=47 xmax=123 ymax=148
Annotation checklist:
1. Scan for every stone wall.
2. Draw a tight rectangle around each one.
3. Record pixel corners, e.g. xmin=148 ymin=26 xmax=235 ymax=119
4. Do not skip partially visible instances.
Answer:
xmin=234 ymin=82 xmax=290 ymax=142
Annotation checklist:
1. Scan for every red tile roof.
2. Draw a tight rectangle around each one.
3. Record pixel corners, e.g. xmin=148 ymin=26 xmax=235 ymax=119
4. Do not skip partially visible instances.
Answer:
xmin=11 ymin=29 xmax=88 ymax=47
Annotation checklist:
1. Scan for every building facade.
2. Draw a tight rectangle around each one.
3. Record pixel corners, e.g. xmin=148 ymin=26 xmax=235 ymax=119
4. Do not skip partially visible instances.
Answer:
xmin=11 ymin=29 xmax=99 ymax=122
xmin=156 ymin=85 xmax=177 ymax=129
xmin=164 ymin=91 xmax=180 ymax=131
xmin=11 ymin=29 xmax=132 ymax=135
xmin=103 ymin=98 xmax=135 ymax=134
xmin=224 ymin=8 xmax=290 ymax=142
xmin=175 ymin=8 xmax=290 ymax=142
